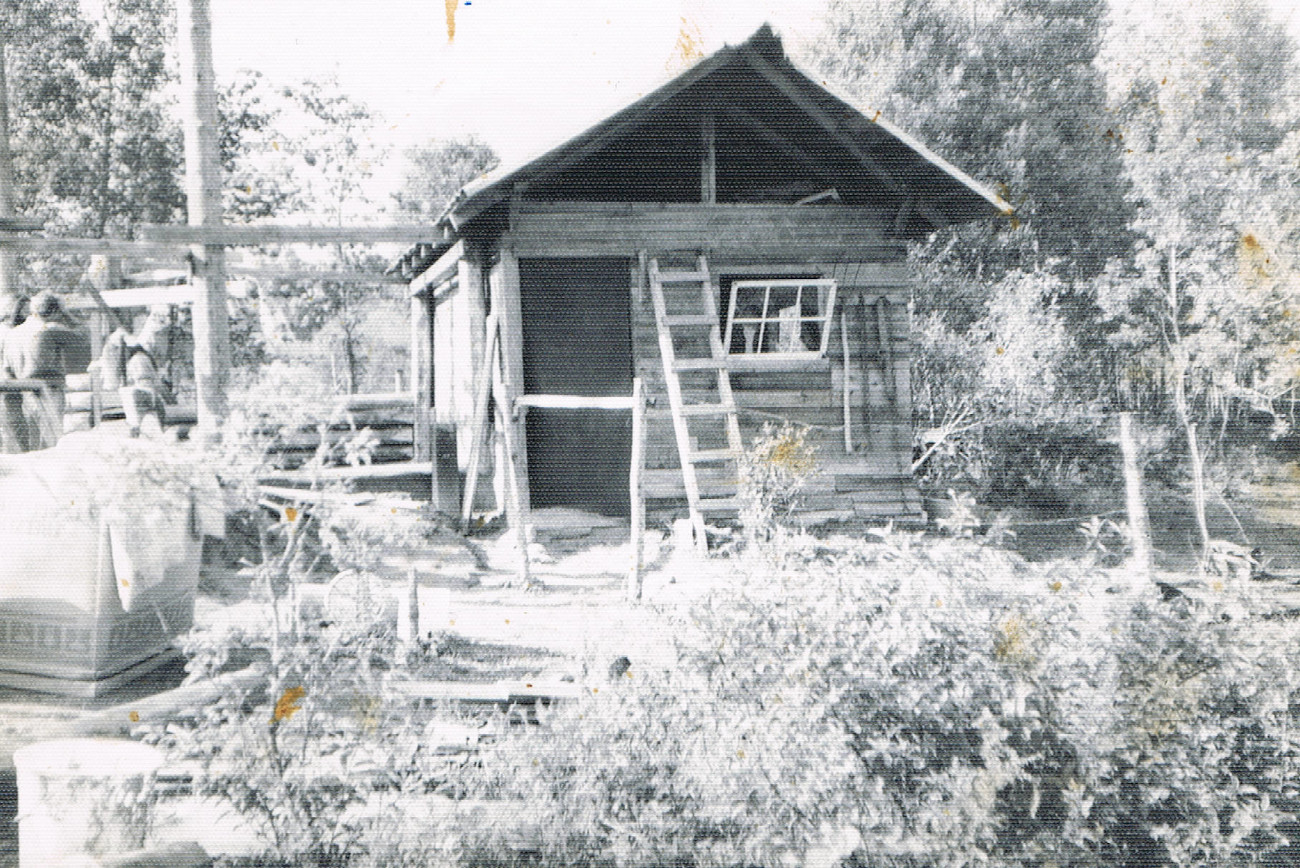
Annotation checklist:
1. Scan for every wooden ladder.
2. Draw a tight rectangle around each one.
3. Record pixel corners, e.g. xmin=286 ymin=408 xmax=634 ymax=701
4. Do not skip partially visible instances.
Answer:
xmin=649 ymin=256 xmax=743 ymax=550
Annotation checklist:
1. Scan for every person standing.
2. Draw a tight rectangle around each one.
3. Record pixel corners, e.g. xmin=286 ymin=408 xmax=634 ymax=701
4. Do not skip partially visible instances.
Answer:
xmin=0 ymin=294 xmax=25 ymax=451
xmin=1 ymin=291 xmax=91 ymax=450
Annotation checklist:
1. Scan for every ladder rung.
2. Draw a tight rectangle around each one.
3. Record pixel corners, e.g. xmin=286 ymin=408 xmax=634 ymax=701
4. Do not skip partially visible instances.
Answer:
xmin=655 ymin=270 xmax=710 ymax=282
xmin=696 ymin=496 xmax=741 ymax=512
xmin=688 ymin=448 xmax=734 ymax=463
xmin=673 ymin=358 xmax=728 ymax=372
xmin=679 ymin=403 xmax=735 ymax=416
xmin=663 ymin=314 xmax=716 ymax=327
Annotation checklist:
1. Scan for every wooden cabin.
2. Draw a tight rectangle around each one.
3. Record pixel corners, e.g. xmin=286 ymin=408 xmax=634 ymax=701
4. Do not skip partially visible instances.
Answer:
xmin=392 ymin=25 xmax=1006 ymax=536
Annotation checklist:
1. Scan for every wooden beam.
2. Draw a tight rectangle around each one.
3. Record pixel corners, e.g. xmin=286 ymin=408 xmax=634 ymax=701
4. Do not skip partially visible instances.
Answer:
xmin=700 ymin=114 xmax=717 ymax=205
xmin=0 ymin=236 xmax=186 ymax=258
xmin=460 ymin=311 xmax=499 ymax=533
xmin=488 ymin=249 xmax=531 ymax=535
xmin=627 ymin=377 xmax=645 ymax=603
xmin=506 ymin=201 xmax=896 ymax=258
xmin=139 ymin=223 xmax=443 ymax=246
xmin=66 ymin=285 xmax=195 ymax=309
xmin=226 ymin=265 xmax=407 ymax=284
xmin=409 ymin=239 xmax=465 ymax=296
xmin=740 ymin=49 xmax=950 ymax=230
xmin=514 ymin=394 xmax=637 ymax=411
xmin=721 ymin=105 xmax=842 ymax=185
xmin=178 ymin=0 xmax=231 ymax=436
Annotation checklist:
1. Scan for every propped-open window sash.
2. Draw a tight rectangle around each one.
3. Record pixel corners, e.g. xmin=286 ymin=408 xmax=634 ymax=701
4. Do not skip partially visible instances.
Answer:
xmin=724 ymin=278 xmax=837 ymax=367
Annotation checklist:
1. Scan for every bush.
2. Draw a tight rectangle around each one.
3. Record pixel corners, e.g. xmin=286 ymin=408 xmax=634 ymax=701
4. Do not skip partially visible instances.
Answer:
xmin=467 ymin=532 xmax=1300 ymax=867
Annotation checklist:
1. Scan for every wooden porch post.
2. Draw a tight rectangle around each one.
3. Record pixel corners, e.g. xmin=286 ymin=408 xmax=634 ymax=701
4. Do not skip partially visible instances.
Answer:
xmin=627 ymin=376 xmax=645 ymax=602
xmin=488 ymin=247 xmax=532 ymax=534
xmin=410 ymin=287 xmax=432 ymax=462
xmin=177 ymin=0 xmax=231 ymax=439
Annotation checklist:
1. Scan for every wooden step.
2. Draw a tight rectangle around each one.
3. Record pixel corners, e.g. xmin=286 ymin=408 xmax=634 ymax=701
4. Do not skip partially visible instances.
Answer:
xmin=673 ymin=358 xmax=728 ymax=372
xmin=663 ymin=314 xmax=717 ymax=327
xmin=679 ymin=402 xmax=736 ymax=416
xmin=688 ymin=448 xmax=735 ymax=463
xmin=655 ymin=270 xmax=710 ymax=282
xmin=697 ymin=496 xmax=742 ymax=513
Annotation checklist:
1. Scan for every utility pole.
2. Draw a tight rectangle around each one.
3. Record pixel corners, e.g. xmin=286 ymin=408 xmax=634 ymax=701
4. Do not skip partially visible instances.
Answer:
xmin=0 ymin=38 xmax=17 ymax=306
xmin=177 ymin=0 xmax=230 ymax=439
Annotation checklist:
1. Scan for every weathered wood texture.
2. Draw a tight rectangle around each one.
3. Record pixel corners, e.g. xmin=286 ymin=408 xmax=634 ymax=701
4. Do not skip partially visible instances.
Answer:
xmin=629 ymin=257 xmax=920 ymax=520
xmin=506 ymin=201 xmax=901 ymax=259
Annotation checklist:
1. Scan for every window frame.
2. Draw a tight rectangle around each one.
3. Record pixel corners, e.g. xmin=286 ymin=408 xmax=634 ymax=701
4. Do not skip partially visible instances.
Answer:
xmin=722 ymin=277 xmax=838 ymax=367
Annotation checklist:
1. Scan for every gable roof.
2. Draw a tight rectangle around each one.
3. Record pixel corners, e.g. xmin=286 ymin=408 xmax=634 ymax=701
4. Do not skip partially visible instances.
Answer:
xmin=393 ymin=24 xmax=1008 ymax=278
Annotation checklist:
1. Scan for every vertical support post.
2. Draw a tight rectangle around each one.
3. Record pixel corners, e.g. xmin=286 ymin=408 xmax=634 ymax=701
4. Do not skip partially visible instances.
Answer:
xmin=460 ymin=311 xmax=499 ymax=532
xmin=1119 ymin=412 xmax=1153 ymax=579
xmin=627 ymin=377 xmax=645 ymax=602
xmin=488 ymin=248 xmax=530 ymax=525
xmin=700 ymin=114 xmax=716 ymax=205
xmin=460 ymin=254 xmax=487 ymax=460
xmin=177 ymin=0 xmax=230 ymax=440
xmin=491 ymin=341 xmax=530 ymax=586
xmin=876 ymin=297 xmax=894 ymax=408
xmin=840 ymin=310 xmax=853 ymax=454
xmin=410 ymin=288 xmax=430 ymax=462
xmin=0 ymin=39 xmax=15 ymax=304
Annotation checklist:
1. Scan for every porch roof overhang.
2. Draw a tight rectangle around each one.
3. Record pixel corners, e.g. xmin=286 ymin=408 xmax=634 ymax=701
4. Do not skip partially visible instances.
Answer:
xmin=390 ymin=23 xmax=1010 ymax=282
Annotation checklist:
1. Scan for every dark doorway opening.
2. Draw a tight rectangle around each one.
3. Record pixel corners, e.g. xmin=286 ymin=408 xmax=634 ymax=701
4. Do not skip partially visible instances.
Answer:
xmin=519 ymin=258 xmax=633 ymax=517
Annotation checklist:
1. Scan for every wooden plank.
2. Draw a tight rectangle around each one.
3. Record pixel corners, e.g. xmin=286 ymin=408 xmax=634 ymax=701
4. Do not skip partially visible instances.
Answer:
xmin=720 ymin=105 xmax=842 ymax=186
xmin=410 ymin=239 xmax=465 ymax=297
xmin=507 ymin=202 xmax=894 ymax=257
xmin=492 ymin=340 xmax=531 ymax=586
xmin=841 ymin=310 xmax=854 ymax=453
xmin=139 ymin=223 xmax=442 ymax=245
xmin=739 ymin=48 xmax=949 ymax=231
xmin=388 ymin=678 xmax=588 ymax=703
xmin=461 ymin=311 xmax=499 ymax=532
xmin=628 ymin=377 xmax=645 ymax=602
xmin=649 ymin=258 xmax=707 ymax=549
xmin=226 ymin=264 xmax=406 ymax=284
xmin=0 ymin=236 xmax=185 ymax=258
xmin=489 ymin=249 xmax=531 ymax=522
xmin=514 ymin=394 xmax=636 ymax=410
xmin=411 ymin=291 xmax=432 ymax=461
xmin=700 ymin=114 xmax=717 ymax=205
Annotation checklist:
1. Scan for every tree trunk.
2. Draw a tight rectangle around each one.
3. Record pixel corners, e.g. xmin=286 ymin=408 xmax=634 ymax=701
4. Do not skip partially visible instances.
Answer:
xmin=1167 ymin=244 xmax=1211 ymax=557
xmin=0 ymin=39 xmax=16 ymax=305
xmin=178 ymin=0 xmax=231 ymax=439
xmin=1119 ymin=412 xmax=1153 ymax=578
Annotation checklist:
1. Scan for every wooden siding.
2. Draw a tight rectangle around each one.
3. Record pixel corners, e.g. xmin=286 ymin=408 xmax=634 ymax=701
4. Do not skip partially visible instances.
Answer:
xmin=630 ymin=255 xmax=922 ymax=521
xmin=506 ymin=201 xmax=901 ymax=260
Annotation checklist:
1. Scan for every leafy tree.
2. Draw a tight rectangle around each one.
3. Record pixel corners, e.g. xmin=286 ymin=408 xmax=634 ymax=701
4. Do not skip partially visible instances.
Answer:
xmin=4 ymin=0 xmax=182 ymax=237
xmin=811 ymin=0 xmax=1132 ymax=280
xmin=1094 ymin=0 xmax=1300 ymax=550
xmin=217 ymin=69 xmax=302 ymax=224
xmin=392 ymin=136 xmax=499 ymax=220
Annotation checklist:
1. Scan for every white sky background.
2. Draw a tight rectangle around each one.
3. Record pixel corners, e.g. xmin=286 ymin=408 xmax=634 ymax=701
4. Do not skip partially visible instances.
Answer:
xmin=204 ymin=0 xmax=1300 ymax=213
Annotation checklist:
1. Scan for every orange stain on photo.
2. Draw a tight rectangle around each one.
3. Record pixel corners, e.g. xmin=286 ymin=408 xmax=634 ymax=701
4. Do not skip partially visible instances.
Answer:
xmin=446 ymin=0 xmax=458 ymax=42
xmin=273 ymin=686 xmax=306 ymax=723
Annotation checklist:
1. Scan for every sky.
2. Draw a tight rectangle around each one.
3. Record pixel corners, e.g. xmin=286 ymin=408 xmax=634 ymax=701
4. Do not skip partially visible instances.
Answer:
xmin=211 ymin=0 xmax=828 ymax=179
xmin=204 ymin=0 xmax=1300 ymax=208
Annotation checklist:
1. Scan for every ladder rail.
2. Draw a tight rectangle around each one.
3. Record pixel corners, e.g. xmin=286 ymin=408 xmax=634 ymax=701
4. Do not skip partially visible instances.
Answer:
xmin=649 ymin=259 xmax=708 ymax=547
xmin=649 ymin=255 xmax=745 ymax=550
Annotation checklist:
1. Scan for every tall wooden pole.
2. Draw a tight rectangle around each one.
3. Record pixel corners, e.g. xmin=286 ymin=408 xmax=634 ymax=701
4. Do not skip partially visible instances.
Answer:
xmin=1119 ymin=412 xmax=1153 ymax=579
xmin=177 ymin=0 xmax=230 ymax=438
xmin=0 ymin=39 xmax=18 ymax=305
